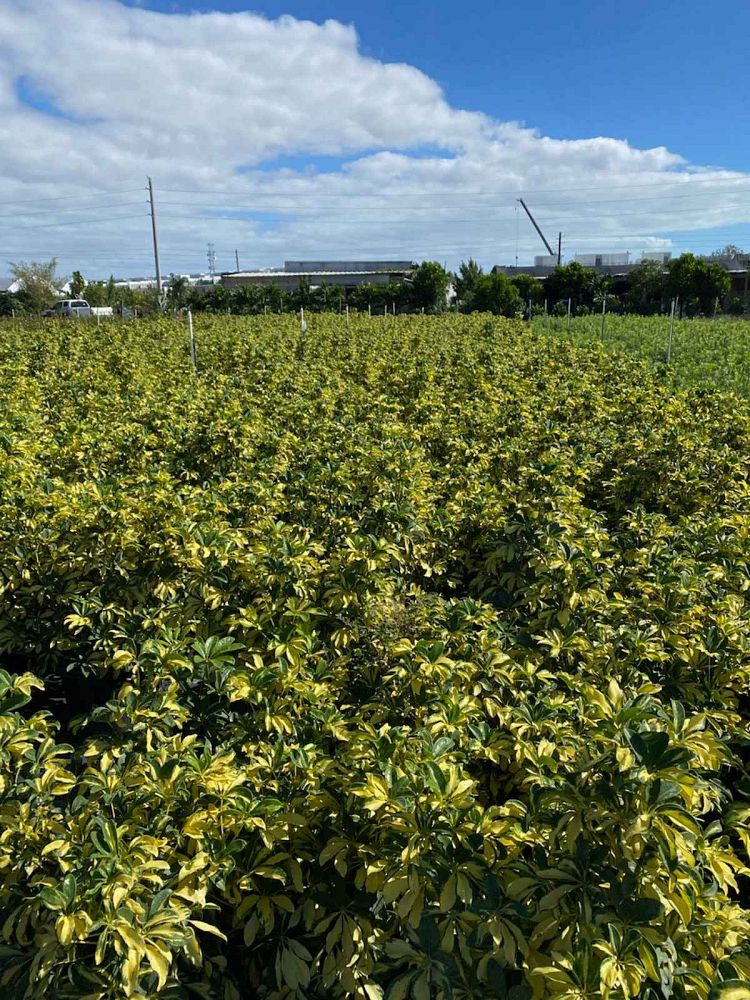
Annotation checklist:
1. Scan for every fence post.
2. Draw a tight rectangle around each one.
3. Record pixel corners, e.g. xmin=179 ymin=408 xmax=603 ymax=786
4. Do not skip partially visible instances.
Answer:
xmin=188 ymin=309 xmax=197 ymax=371
xmin=600 ymin=294 xmax=607 ymax=339
xmin=667 ymin=298 xmax=676 ymax=365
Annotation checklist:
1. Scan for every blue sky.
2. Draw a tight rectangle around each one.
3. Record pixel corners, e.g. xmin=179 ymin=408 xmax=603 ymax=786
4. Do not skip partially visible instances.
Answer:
xmin=1 ymin=0 xmax=748 ymax=277
xmin=125 ymin=0 xmax=749 ymax=171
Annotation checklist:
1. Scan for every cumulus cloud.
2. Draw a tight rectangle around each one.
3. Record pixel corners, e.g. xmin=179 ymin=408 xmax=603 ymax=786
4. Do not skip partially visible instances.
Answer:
xmin=0 ymin=0 xmax=748 ymax=276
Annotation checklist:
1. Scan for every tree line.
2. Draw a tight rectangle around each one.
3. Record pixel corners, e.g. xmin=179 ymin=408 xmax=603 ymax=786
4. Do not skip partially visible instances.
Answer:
xmin=454 ymin=254 xmax=742 ymax=318
xmin=1 ymin=251 xmax=745 ymax=318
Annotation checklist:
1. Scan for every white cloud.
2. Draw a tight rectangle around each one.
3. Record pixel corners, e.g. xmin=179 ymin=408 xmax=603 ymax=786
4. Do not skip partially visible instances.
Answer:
xmin=0 ymin=0 xmax=748 ymax=277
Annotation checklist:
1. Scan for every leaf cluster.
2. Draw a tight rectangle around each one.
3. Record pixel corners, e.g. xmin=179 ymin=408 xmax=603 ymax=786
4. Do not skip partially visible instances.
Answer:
xmin=1 ymin=314 xmax=750 ymax=999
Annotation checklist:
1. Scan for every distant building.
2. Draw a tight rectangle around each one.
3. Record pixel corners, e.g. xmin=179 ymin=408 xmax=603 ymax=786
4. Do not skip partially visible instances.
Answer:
xmin=283 ymin=260 xmax=413 ymax=274
xmin=113 ymin=277 xmax=160 ymax=292
xmin=711 ymin=253 xmax=750 ymax=299
xmin=221 ymin=260 xmax=414 ymax=291
xmin=110 ymin=274 xmax=218 ymax=293
xmin=534 ymin=255 xmax=558 ymax=268
xmin=640 ymin=251 xmax=672 ymax=264
xmin=574 ymin=252 xmax=630 ymax=267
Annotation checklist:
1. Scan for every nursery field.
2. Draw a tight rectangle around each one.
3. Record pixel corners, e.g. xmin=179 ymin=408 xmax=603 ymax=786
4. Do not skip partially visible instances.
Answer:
xmin=535 ymin=314 xmax=750 ymax=398
xmin=2 ymin=314 xmax=750 ymax=1000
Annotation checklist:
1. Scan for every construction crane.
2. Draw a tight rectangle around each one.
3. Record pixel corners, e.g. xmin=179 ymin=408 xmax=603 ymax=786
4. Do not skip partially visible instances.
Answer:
xmin=518 ymin=199 xmax=562 ymax=265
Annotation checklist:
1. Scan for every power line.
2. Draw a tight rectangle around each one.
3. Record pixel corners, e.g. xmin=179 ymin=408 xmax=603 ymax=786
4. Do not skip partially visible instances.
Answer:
xmin=3 ymin=212 xmax=150 ymax=232
xmin=150 ymin=205 xmax=750 ymax=226
xmin=0 ymin=201 xmax=148 ymax=223
xmin=158 ymin=176 xmax=750 ymax=199
xmin=0 ymin=188 xmax=144 ymax=207
xmin=156 ymin=188 xmax=750 ymax=215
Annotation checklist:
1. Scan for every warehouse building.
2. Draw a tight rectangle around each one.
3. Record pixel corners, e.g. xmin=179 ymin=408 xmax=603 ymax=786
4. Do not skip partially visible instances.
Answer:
xmin=221 ymin=260 xmax=414 ymax=291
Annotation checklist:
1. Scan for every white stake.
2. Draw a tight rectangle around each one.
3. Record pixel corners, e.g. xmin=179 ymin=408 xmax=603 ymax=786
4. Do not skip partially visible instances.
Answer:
xmin=567 ymin=297 xmax=572 ymax=332
xmin=667 ymin=298 xmax=676 ymax=364
xmin=188 ymin=309 xmax=197 ymax=371
xmin=600 ymin=294 xmax=607 ymax=339
xmin=300 ymin=307 xmax=307 ymax=334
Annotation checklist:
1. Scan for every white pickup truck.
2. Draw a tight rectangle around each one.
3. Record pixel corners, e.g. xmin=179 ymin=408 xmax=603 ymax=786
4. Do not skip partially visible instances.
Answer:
xmin=43 ymin=299 xmax=92 ymax=317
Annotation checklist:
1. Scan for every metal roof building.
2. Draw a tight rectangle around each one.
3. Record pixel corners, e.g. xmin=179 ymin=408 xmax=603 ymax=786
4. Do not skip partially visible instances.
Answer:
xmin=221 ymin=260 xmax=414 ymax=291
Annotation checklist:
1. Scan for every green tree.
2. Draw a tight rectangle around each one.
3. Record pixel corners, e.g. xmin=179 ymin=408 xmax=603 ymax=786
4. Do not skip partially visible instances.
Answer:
xmin=408 ymin=261 xmax=451 ymax=313
xmin=82 ymin=281 xmax=108 ymax=307
xmin=167 ymin=274 xmax=189 ymax=310
xmin=70 ymin=270 xmax=86 ymax=298
xmin=625 ymin=259 xmax=666 ymax=314
xmin=0 ymin=291 xmax=18 ymax=316
xmin=667 ymin=253 xmax=730 ymax=316
xmin=454 ymin=259 xmax=483 ymax=307
xmin=510 ymin=272 xmax=544 ymax=309
xmin=230 ymin=283 xmax=264 ymax=314
xmin=543 ymin=262 xmax=598 ymax=311
xmin=9 ymin=258 xmax=62 ymax=313
xmin=348 ymin=282 xmax=378 ymax=312
xmin=262 ymin=283 xmax=285 ymax=313
xmin=711 ymin=244 xmax=743 ymax=260
xmin=693 ymin=257 xmax=731 ymax=314
xmin=465 ymin=272 xmax=521 ymax=316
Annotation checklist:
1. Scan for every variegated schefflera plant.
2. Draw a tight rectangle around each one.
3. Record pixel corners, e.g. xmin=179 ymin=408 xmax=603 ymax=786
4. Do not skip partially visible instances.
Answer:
xmin=1 ymin=313 xmax=750 ymax=1000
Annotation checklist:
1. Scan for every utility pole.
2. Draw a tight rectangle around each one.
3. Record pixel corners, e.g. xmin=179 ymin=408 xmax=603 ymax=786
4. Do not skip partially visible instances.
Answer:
xmin=557 ymin=232 xmax=562 ymax=267
xmin=518 ymin=199 xmax=554 ymax=256
xmin=147 ymin=177 xmax=162 ymax=301
xmin=235 ymin=249 xmax=240 ymax=273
